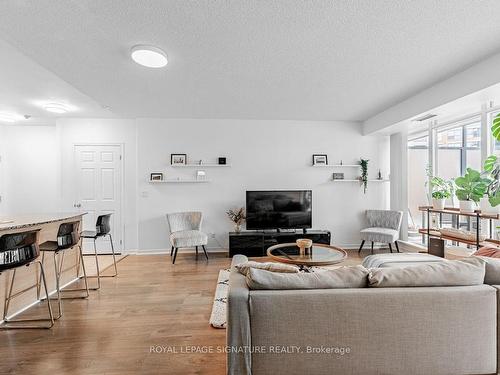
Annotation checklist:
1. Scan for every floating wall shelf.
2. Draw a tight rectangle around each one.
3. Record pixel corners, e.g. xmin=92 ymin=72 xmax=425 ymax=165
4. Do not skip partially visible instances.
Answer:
xmin=171 ymin=163 xmax=232 ymax=168
xmin=332 ymin=179 xmax=390 ymax=182
xmin=149 ymin=179 xmax=211 ymax=184
xmin=312 ymin=164 xmax=359 ymax=167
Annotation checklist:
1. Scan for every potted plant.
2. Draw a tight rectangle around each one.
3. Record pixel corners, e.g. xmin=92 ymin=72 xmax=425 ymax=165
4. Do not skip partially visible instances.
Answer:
xmin=454 ymin=168 xmax=489 ymax=213
xmin=226 ymin=208 xmax=246 ymax=233
xmin=480 ymin=154 xmax=500 ymax=214
xmin=359 ymin=158 xmax=369 ymax=194
xmin=428 ymin=176 xmax=453 ymax=210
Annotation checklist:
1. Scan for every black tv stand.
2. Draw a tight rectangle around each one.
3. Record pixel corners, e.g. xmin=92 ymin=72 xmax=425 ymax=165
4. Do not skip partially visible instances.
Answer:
xmin=228 ymin=230 xmax=331 ymax=257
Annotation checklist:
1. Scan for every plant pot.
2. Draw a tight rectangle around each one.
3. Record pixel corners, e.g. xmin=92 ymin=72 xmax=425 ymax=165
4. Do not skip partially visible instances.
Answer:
xmin=480 ymin=197 xmax=500 ymax=215
xmin=432 ymin=198 xmax=445 ymax=210
xmin=459 ymin=200 xmax=475 ymax=213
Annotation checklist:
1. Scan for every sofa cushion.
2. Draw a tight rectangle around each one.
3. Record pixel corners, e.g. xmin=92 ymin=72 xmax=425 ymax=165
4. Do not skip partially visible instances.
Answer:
xmin=170 ymin=230 xmax=208 ymax=247
xmin=235 ymin=261 xmax=298 ymax=276
xmin=362 ymin=253 xmax=445 ymax=268
xmin=360 ymin=227 xmax=399 ymax=243
xmin=474 ymin=256 xmax=500 ymax=285
xmin=245 ymin=265 xmax=369 ymax=290
xmin=368 ymin=257 xmax=485 ymax=287
xmin=473 ymin=246 xmax=500 ymax=258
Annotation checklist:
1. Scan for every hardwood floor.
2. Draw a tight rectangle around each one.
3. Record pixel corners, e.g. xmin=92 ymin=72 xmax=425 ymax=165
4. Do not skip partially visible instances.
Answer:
xmin=0 ymin=250 xmax=366 ymax=375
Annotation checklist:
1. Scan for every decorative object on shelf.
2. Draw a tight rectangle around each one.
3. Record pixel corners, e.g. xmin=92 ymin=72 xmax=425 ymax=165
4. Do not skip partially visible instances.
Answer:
xmin=226 ymin=208 xmax=246 ymax=233
xmin=439 ymin=228 xmax=486 ymax=243
xmin=150 ymin=172 xmax=163 ymax=181
xmin=196 ymin=170 xmax=206 ymax=181
xmin=296 ymin=238 xmax=312 ymax=257
xmin=454 ymin=168 xmax=489 ymax=213
xmin=171 ymin=153 xmax=187 ymax=165
xmin=218 ymin=157 xmax=227 ymax=165
xmin=340 ymin=160 xmax=343 ymax=165
xmin=312 ymin=154 xmax=328 ymax=166
xmin=377 ymin=169 xmax=383 ymax=180
xmin=332 ymin=172 xmax=344 ymax=180
xmin=359 ymin=158 xmax=369 ymax=193
xmin=197 ymin=160 xmax=203 ymax=165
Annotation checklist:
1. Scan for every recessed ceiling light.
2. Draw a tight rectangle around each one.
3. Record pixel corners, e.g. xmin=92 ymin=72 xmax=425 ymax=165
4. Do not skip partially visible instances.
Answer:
xmin=0 ymin=112 xmax=23 ymax=123
xmin=43 ymin=102 xmax=69 ymax=114
xmin=130 ymin=45 xmax=168 ymax=68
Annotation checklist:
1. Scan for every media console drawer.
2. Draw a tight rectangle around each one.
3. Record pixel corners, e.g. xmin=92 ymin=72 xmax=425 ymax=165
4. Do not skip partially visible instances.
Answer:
xmin=228 ymin=231 xmax=331 ymax=257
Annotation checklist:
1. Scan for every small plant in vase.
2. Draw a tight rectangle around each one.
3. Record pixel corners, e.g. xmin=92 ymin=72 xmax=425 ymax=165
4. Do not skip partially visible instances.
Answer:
xmin=359 ymin=158 xmax=369 ymax=194
xmin=227 ymin=208 xmax=246 ymax=233
xmin=454 ymin=168 xmax=489 ymax=213
xmin=426 ymin=175 xmax=454 ymax=210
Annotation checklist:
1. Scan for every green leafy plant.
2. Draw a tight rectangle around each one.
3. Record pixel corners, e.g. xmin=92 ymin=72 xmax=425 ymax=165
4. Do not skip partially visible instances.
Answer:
xmin=483 ymin=155 xmax=500 ymax=206
xmin=491 ymin=113 xmax=500 ymax=141
xmin=428 ymin=176 xmax=453 ymax=200
xmin=454 ymin=168 xmax=489 ymax=203
xmin=359 ymin=158 xmax=369 ymax=194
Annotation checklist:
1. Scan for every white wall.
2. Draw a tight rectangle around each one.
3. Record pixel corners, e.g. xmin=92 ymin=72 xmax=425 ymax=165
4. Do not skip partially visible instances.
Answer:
xmin=0 ymin=119 xmax=390 ymax=252
xmin=0 ymin=125 xmax=59 ymax=215
xmin=390 ymin=132 xmax=408 ymax=240
xmin=136 ymin=119 xmax=390 ymax=251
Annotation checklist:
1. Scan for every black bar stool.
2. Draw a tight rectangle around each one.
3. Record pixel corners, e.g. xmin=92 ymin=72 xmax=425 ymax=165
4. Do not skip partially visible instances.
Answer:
xmin=38 ymin=221 xmax=90 ymax=320
xmin=81 ymin=214 xmax=118 ymax=290
xmin=1 ymin=230 xmax=54 ymax=329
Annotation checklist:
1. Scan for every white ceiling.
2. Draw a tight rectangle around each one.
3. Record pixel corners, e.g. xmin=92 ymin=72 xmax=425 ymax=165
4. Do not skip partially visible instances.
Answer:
xmin=1 ymin=0 xmax=500 ymax=121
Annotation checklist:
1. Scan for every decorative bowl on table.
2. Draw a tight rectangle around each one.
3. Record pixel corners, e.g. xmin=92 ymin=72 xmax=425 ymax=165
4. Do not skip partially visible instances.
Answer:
xmin=296 ymin=238 xmax=313 ymax=256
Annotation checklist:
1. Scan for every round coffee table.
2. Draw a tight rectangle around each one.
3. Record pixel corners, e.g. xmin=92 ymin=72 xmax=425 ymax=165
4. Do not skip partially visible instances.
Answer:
xmin=267 ymin=242 xmax=347 ymax=271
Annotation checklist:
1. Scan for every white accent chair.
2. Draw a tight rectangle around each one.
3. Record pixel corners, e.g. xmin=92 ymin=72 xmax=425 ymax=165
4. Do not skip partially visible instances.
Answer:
xmin=166 ymin=212 xmax=208 ymax=264
xmin=359 ymin=209 xmax=403 ymax=254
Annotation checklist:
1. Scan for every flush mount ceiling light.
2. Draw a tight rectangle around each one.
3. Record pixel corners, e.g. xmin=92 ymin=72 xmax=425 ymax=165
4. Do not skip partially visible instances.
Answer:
xmin=43 ymin=102 xmax=69 ymax=114
xmin=130 ymin=45 xmax=168 ymax=68
xmin=0 ymin=112 xmax=23 ymax=123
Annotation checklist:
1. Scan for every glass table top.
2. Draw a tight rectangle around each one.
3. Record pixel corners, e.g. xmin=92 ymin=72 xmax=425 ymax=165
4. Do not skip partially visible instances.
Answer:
xmin=267 ymin=243 xmax=347 ymax=266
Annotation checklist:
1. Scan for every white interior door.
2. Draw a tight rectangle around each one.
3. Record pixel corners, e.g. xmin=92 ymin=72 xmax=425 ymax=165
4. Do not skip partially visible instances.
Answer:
xmin=74 ymin=144 xmax=123 ymax=254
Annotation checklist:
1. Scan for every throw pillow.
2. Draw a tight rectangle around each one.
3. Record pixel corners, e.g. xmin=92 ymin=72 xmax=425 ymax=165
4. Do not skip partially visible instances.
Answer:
xmin=245 ymin=265 xmax=369 ymax=290
xmin=368 ymin=257 xmax=485 ymax=287
xmin=473 ymin=256 xmax=500 ymax=285
xmin=235 ymin=261 xmax=299 ymax=276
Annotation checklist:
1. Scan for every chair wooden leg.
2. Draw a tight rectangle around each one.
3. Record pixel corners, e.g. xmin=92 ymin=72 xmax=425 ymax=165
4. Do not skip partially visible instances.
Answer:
xmin=388 ymin=243 xmax=393 ymax=253
xmin=170 ymin=246 xmax=174 ymax=256
xmin=358 ymin=240 xmax=365 ymax=254
xmin=371 ymin=242 xmax=374 ymax=255
xmin=172 ymin=248 xmax=179 ymax=264
xmin=395 ymin=240 xmax=400 ymax=253
xmin=201 ymin=245 xmax=208 ymax=261
xmin=195 ymin=246 xmax=199 ymax=258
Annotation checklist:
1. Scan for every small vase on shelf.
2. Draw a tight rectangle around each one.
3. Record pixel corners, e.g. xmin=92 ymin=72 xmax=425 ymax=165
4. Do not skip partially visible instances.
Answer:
xmin=234 ymin=223 xmax=242 ymax=233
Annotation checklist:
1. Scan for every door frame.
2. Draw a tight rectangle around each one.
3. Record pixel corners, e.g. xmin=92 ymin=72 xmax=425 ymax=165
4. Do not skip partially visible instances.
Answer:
xmin=73 ymin=142 xmax=125 ymax=252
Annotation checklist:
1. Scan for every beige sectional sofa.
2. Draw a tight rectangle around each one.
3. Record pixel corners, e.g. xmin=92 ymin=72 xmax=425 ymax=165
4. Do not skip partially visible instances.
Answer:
xmin=227 ymin=254 xmax=499 ymax=375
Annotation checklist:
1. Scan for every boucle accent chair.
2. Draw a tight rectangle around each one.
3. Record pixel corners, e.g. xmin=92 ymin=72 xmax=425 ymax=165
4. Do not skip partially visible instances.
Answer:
xmin=359 ymin=209 xmax=403 ymax=254
xmin=166 ymin=212 xmax=208 ymax=264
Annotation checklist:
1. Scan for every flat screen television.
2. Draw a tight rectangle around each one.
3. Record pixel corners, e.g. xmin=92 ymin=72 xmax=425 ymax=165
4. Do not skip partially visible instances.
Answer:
xmin=246 ymin=190 xmax=312 ymax=230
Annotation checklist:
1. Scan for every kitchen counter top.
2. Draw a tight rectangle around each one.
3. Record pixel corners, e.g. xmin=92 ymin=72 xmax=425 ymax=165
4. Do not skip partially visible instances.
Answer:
xmin=0 ymin=212 xmax=85 ymax=232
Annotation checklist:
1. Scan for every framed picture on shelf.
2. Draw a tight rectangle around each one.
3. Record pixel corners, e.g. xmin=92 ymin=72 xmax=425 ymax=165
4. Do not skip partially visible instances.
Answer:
xmin=150 ymin=173 xmax=163 ymax=181
xmin=312 ymin=154 xmax=328 ymax=166
xmin=171 ymin=153 xmax=187 ymax=165
xmin=332 ymin=173 xmax=344 ymax=180
xmin=218 ymin=157 xmax=227 ymax=165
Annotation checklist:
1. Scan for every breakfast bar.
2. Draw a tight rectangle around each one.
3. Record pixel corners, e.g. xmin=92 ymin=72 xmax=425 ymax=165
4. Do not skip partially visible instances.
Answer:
xmin=0 ymin=213 xmax=85 ymax=320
